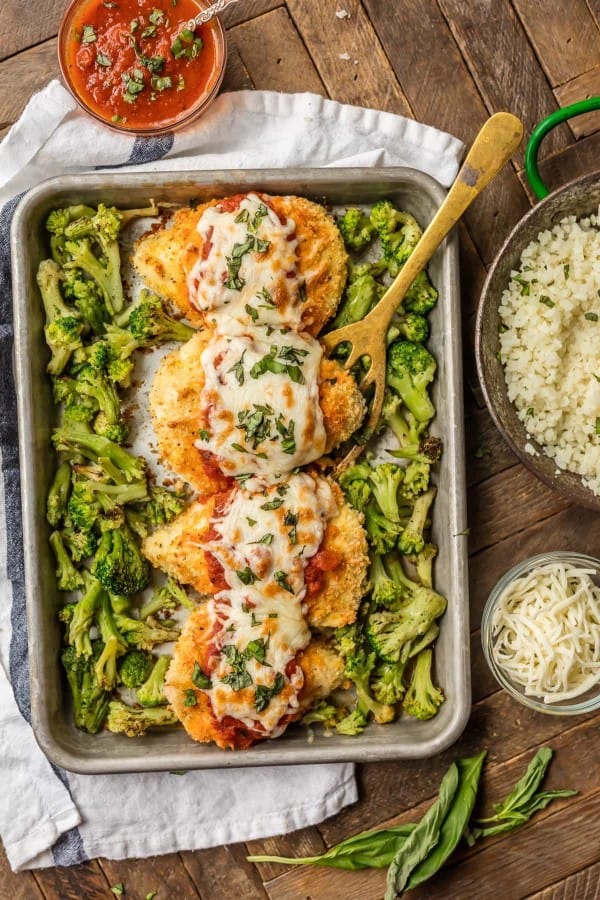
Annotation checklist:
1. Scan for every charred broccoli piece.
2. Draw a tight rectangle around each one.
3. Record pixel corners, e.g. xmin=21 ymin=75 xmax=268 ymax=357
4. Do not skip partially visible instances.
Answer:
xmin=338 ymin=208 xmax=376 ymax=252
xmin=52 ymin=426 xmax=146 ymax=485
xmin=102 ymin=324 xmax=139 ymax=386
xmin=49 ymin=530 xmax=84 ymax=592
xmin=114 ymin=613 xmax=180 ymax=651
xmin=401 ymin=460 xmax=431 ymax=502
xmin=37 ymin=259 xmax=84 ymax=375
xmin=94 ymin=592 xmax=127 ymax=690
xmin=397 ymin=486 xmax=436 ymax=556
xmin=136 ymin=655 xmax=171 ymax=707
xmin=106 ymin=700 xmax=178 ymax=736
xmin=140 ymin=576 xmax=195 ymax=619
xmin=91 ymin=524 xmax=150 ymax=596
xmin=336 ymin=708 xmax=368 ymax=735
xmin=47 ymin=462 xmax=72 ymax=527
xmin=118 ymin=649 xmax=154 ymax=689
xmin=53 ymin=376 xmax=98 ymax=426
xmin=68 ymin=575 xmax=105 ymax=657
xmin=61 ymin=642 xmax=110 ymax=733
xmin=63 ymin=238 xmax=122 ymax=316
xmin=386 ymin=340 xmax=436 ymax=425
xmin=75 ymin=365 xmax=128 ymax=443
xmin=123 ymin=290 xmax=195 ymax=345
xmin=402 ymin=648 xmax=444 ymax=720
xmin=61 ymin=525 xmax=98 ymax=562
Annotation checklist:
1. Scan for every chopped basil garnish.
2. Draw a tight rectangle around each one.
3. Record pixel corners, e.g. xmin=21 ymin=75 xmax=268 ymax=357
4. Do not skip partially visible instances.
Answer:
xmin=276 ymin=483 xmax=289 ymax=496
xmin=250 ymin=533 xmax=273 ymax=545
xmin=585 ymin=312 xmax=598 ymax=321
xmin=96 ymin=51 xmax=112 ymax=66
xmin=236 ymin=565 xmax=259 ymax=585
xmin=283 ymin=511 xmax=298 ymax=544
xmin=235 ymin=209 xmax=250 ymax=224
xmin=198 ymin=428 xmax=210 ymax=441
xmin=82 ymin=24 xmax=97 ymax=43
xmin=275 ymin=415 xmax=296 ymax=454
xmin=249 ymin=343 xmax=306 ymax=384
xmin=526 ymin=407 xmax=534 ymax=416
xmin=539 ymin=295 xmax=555 ymax=308
xmin=220 ymin=645 xmax=252 ymax=691
xmin=192 ymin=662 xmax=211 ymax=690
xmin=183 ymin=689 xmax=197 ymax=707
xmin=171 ymin=28 xmax=203 ymax=60
xmin=258 ymin=286 xmax=275 ymax=309
xmin=250 ymin=611 xmax=261 ymax=627
xmin=122 ymin=68 xmax=145 ymax=103
xmin=231 ymin=442 xmax=247 ymax=453
xmin=246 ymin=637 xmax=270 ymax=664
xmin=149 ymin=8 xmax=164 ymax=24
xmin=254 ymin=672 xmax=285 ymax=713
xmin=274 ymin=570 xmax=294 ymax=594
xmin=564 ymin=264 xmax=570 ymax=279
xmin=151 ymin=75 xmax=173 ymax=91
xmin=227 ymin=350 xmax=246 ymax=385
xmin=260 ymin=497 xmax=283 ymax=510
xmin=141 ymin=24 xmax=157 ymax=39
xmin=246 ymin=517 xmax=257 ymax=526
xmin=245 ymin=303 xmax=259 ymax=322
xmin=256 ymin=238 xmax=270 ymax=253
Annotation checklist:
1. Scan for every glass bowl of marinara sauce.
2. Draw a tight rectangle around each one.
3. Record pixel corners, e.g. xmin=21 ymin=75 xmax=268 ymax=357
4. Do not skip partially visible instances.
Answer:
xmin=58 ymin=0 xmax=226 ymax=134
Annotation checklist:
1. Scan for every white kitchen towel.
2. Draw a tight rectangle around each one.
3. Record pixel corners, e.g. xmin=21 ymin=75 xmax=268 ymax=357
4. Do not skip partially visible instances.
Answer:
xmin=0 ymin=82 xmax=464 ymax=872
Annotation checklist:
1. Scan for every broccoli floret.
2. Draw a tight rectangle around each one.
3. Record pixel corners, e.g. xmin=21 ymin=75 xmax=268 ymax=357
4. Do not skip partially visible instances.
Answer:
xmin=371 ymin=659 xmax=407 ymax=705
xmin=370 ymin=202 xmax=422 ymax=270
xmin=381 ymin=391 xmax=440 ymax=465
xmin=52 ymin=426 xmax=146 ymax=484
xmin=394 ymin=311 xmax=430 ymax=343
xmin=410 ymin=542 xmax=438 ymax=589
xmin=369 ymin=462 xmax=406 ymax=523
xmin=402 ymin=648 xmax=444 ymax=720
xmin=75 ymin=365 xmax=127 ymax=444
xmin=54 ymin=376 xmax=99 ymax=426
xmin=330 ymin=269 xmax=383 ymax=330
xmin=64 ymin=203 xmax=124 ymax=312
xmin=140 ymin=576 xmax=195 ymax=619
xmin=409 ymin=622 xmax=440 ymax=658
xmin=62 ymin=268 xmax=109 ymax=334
xmin=63 ymin=238 xmax=123 ymax=316
xmin=118 ymin=649 xmax=154 ymax=688
xmin=404 ymin=270 xmax=438 ymax=315
xmin=339 ymin=462 xmax=372 ymax=511
xmin=68 ymin=480 xmax=146 ymax=534
xmin=61 ymin=642 xmax=111 ymax=733
xmin=339 ymin=643 xmax=396 ymax=725
xmin=363 ymin=501 xmax=402 ymax=555
xmin=37 ymin=259 xmax=84 ymax=375
xmin=370 ymin=553 xmax=403 ymax=609
xmin=103 ymin=323 xmax=139 ymax=386
xmin=91 ymin=524 xmax=150 ymax=596
xmin=106 ymin=700 xmax=178 ymax=736
xmin=397 ymin=486 xmax=436 ymax=556
xmin=62 ymin=525 xmax=99 ymax=561
xmin=401 ymin=460 xmax=431 ymax=502
xmin=386 ymin=340 xmax=436 ymax=425
xmin=46 ymin=205 xmax=96 ymax=235
xmin=114 ymin=613 xmax=180 ymax=651
xmin=136 ymin=655 xmax=171 ymax=707
xmin=338 ymin=207 xmax=376 ymax=251
xmin=124 ymin=290 xmax=195 ymax=345
xmin=366 ymin=556 xmax=446 ymax=662
xmin=334 ymin=622 xmax=361 ymax=660
xmin=47 ymin=462 xmax=72 ymax=527
xmin=68 ymin=576 xmax=105 ymax=657
xmin=336 ymin=708 xmax=368 ymax=735
xmin=301 ymin=701 xmax=345 ymax=728
xmin=49 ymin=530 xmax=84 ymax=592
xmin=94 ymin=592 xmax=127 ymax=690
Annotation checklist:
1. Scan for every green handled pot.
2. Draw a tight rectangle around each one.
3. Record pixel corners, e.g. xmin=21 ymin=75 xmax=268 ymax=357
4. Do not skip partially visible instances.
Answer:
xmin=475 ymin=98 xmax=600 ymax=511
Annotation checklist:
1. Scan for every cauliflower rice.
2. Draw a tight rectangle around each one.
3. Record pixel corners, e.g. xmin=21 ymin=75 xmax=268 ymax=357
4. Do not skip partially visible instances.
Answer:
xmin=499 ymin=211 xmax=600 ymax=496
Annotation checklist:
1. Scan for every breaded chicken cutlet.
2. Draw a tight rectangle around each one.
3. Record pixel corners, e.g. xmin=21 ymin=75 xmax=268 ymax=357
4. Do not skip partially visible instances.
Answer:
xmin=133 ymin=193 xmax=348 ymax=336
xmin=149 ymin=330 xmax=366 ymax=494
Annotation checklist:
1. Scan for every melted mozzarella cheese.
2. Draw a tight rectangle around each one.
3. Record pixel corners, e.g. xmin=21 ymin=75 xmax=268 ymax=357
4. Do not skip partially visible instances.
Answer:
xmin=187 ymin=193 xmax=303 ymax=328
xmin=197 ymin=327 xmax=326 ymax=475
xmin=198 ymin=473 xmax=338 ymax=731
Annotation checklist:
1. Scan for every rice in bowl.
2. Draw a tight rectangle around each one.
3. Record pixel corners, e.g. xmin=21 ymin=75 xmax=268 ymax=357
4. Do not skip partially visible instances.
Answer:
xmin=498 ymin=211 xmax=600 ymax=496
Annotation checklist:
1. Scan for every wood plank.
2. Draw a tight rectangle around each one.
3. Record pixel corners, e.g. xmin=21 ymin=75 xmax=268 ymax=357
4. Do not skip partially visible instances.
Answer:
xmin=555 ymin=67 xmax=600 ymax=138
xmin=517 ymin=129 xmax=600 ymax=202
xmin=220 ymin=0 xmax=283 ymax=29
xmin=0 ymin=38 xmax=58 ymax=133
xmin=181 ymin=843 xmax=268 ymax=900
xmin=467 ymin=462 xmax=570 ymax=555
xmin=265 ymin=721 xmax=596 ymax=899
xmin=438 ymin=0 xmax=571 ymax=161
xmin=0 ymin=843 xmax=43 ymax=900
xmin=363 ymin=0 xmax=530 ymax=266
xmin=286 ymin=0 xmax=412 ymax=115
xmin=464 ymin=409 xmax=518 ymax=488
xmin=526 ymin=860 xmax=600 ymax=900
xmin=33 ymin=860 xmax=109 ymax=900
xmin=245 ymin=826 xmax=326 ymax=882
xmin=221 ymin=45 xmax=255 ymax=92
xmin=98 ymin=854 xmax=201 ymax=900
xmin=227 ymin=7 xmax=325 ymax=95
xmin=0 ymin=0 xmax=63 ymax=63
xmin=512 ymin=0 xmax=600 ymax=87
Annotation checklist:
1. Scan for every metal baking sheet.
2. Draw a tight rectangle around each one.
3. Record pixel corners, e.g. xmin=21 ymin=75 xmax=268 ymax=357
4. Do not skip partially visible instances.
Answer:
xmin=11 ymin=169 xmax=470 ymax=774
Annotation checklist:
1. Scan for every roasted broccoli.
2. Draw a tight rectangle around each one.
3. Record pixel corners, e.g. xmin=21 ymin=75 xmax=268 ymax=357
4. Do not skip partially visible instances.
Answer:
xmin=118 ymin=649 xmax=154 ymax=689
xmin=338 ymin=208 xmax=376 ymax=252
xmin=61 ymin=642 xmax=111 ymax=733
xmin=63 ymin=204 xmax=124 ymax=313
xmin=363 ymin=500 xmax=403 ymax=554
xmin=91 ymin=524 xmax=150 ymax=596
xmin=330 ymin=267 xmax=383 ymax=330
xmin=114 ymin=613 xmax=180 ymax=651
xmin=75 ymin=365 xmax=128 ymax=443
xmin=68 ymin=575 xmax=105 ymax=657
xmin=392 ymin=311 xmax=430 ymax=344
xmin=62 ymin=268 xmax=109 ymax=335
xmin=37 ymin=259 xmax=84 ymax=375
xmin=106 ymin=700 xmax=178 ymax=736
xmin=52 ymin=426 xmax=146 ymax=485
xmin=402 ymin=648 xmax=444 ymax=720
xmin=122 ymin=289 xmax=195 ymax=344
xmin=369 ymin=552 xmax=403 ymax=609
xmin=54 ymin=376 xmax=99 ymax=426
xmin=63 ymin=238 xmax=122 ymax=317
xmin=404 ymin=270 xmax=438 ymax=316
xmin=140 ymin=576 xmax=194 ymax=619
xmin=401 ymin=460 xmax=431 ymax=501
xmin=335 ymin=630 xmax=395 ymax=727
xmin=371 ymin=659 xmax=407 ymax=706
xmin=369 ymin=462 xmax=406 ymax=523
xmin=336 ymin=708 xmax=368 ymax=735
xmin=127 ymin=485 xmax=187 ymax=539
xmin=410 ymin=542 xmax=438 ymax=589
xmin=94 ymin=592 xmax=127 ymax=690
xmin=301 ymin=701 xmax=346 ymax=728
xmin=370 ymin=202 xmax=422 ymax=269
xmin=102 ymin=324 xmax=139 ymax=386
xmin=46 ymin=461 xmax=72 ymax=527
xmin=397 ymin=486 xmax=436 ymax=556
xmin=136 ymin=655 xmax=171 ymax=707
xmin=68 ymin=479 xmax=146 ymax=535
xmin=49 ymin=530 xmax=84 ymax=592
xmin=61 ymin=524 xmax=98 ymax=562
xmin=338 ymin=461 xmax=372 ymax=511
xmin=46 ymin=205 xmax=96 ymax=267
xmin=386 ymin=340 xmax=436 ymax=425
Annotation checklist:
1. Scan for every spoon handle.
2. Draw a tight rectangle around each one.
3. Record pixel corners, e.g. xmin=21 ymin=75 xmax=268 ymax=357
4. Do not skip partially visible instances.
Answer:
xmin=188 ymin=0 xmax=242 ymax=28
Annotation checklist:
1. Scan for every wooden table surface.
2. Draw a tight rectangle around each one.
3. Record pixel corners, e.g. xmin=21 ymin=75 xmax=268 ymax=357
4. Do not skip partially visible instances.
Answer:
xmin=1 ymin=1 xmax=600 ymax=898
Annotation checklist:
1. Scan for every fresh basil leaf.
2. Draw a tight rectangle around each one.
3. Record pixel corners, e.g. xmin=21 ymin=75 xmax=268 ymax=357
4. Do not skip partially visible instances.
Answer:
xmin=260 ymin=497 xmax=283 ymax=510
xmin=149 ymin=7 xmax=164 ymax=24
xmin=274 ymin=570 xmax=294 ymax=593
xmin=82 ymin=24 xmax=97 ymax=43
xmin=236 ymin=566 xmax=259 ymax=585
xmin=183 ymin=688 xmax=197 ymax=707
xmin=191 ymin=661 xmax=211 ymax=690
xmin=151 ymin=75 xmax=172 ymax=91
xmin=96 ymin=51 xmax=112 ymax=66
xmin=254 ymin=671 xmax=284 ymax=712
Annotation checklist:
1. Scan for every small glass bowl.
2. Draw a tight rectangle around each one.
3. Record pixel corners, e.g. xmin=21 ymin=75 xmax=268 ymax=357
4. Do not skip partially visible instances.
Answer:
xmin=481 ymin=551 xmax=600 ymax=715
xmin=57 ymin=0 xmax=226 ymax=136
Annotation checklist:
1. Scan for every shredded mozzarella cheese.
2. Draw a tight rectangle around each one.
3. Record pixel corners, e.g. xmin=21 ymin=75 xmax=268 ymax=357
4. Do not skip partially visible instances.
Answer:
xmin=491 ymin=561 xmax=600 ymax=703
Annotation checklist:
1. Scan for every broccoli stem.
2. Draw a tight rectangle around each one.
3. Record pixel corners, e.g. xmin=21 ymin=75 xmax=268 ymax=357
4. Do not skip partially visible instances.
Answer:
xmin=136 ymin=655 xmax=171 ymax=707
xmin=49 ymin=530 xmax=84 ymax=592
xmin=52 ymin=427 xmax=146 ymax=485
xmin=69 ymin=577 xmax=105 ymax=657
xmin=46 ymin=462 xmax=72 ymax=527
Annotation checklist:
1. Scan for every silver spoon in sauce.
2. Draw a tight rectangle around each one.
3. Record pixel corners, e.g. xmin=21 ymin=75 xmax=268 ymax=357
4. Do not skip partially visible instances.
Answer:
xmin=184 ymin=0 xmax=243 ymax=31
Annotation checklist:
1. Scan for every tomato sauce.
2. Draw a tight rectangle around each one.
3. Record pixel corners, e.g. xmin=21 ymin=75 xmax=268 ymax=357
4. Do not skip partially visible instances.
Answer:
xmin=62 ymin=0 xmax=224 ymax=131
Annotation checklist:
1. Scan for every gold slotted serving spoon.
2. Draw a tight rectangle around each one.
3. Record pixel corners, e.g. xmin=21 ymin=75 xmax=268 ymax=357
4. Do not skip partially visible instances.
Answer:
xmin=322 ymin=112 xmax=524 ymax=466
